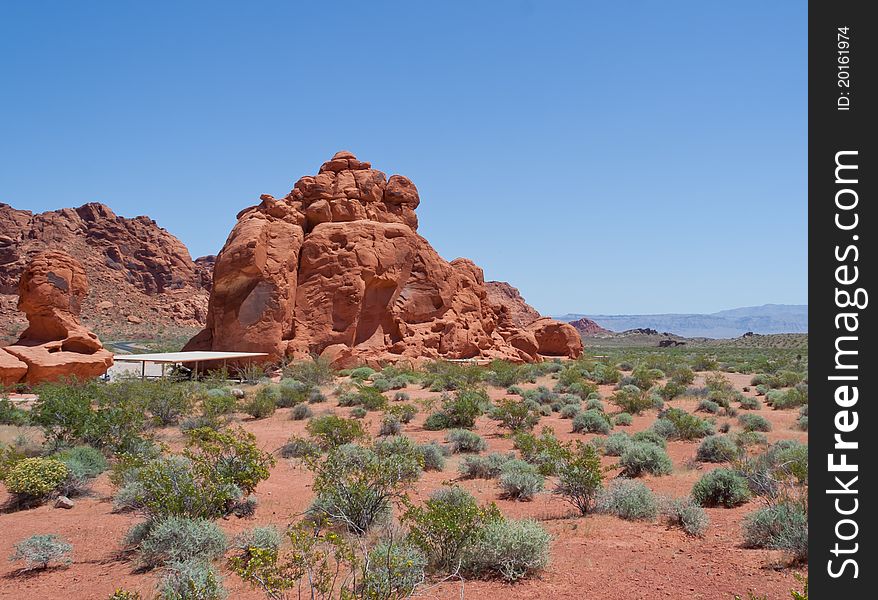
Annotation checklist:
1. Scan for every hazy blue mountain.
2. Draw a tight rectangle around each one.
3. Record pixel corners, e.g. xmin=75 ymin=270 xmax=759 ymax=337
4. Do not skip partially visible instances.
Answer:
xmin=555 ymin=304 xmax=807 ymax=338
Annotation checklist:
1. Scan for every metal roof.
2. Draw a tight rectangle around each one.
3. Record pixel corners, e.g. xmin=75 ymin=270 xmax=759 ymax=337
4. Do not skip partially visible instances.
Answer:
xmin=112 ymin=351 xmax=269 ymax=363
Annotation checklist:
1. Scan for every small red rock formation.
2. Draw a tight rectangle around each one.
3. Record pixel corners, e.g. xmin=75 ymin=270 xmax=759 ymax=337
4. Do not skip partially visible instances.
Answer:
xmin=485 ymin=281 xmax=542 ymax=328
xmin=186 ymin=152 xmax=583 ymax=366
xmin=1 ymin=251 xmax=113 ymax=384
xmin=568 ymin=317 xmax=611 ymax=336
xmin=0 ymin=202 xmax=210 ymax=339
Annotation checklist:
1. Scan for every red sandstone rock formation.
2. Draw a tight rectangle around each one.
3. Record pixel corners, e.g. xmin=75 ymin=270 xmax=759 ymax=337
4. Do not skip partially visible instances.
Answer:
xmin=568 ymin=316 xmax=611 ymax=336
xmin=186 ymin=152 xmax=583 ymax=366
xmin=485 ymin=281 xmax=542 ymax=328
xmin=0 ymin=202 xmax=210 ymax=339
xmin=1 ymin=251 xmax=113 ymax=384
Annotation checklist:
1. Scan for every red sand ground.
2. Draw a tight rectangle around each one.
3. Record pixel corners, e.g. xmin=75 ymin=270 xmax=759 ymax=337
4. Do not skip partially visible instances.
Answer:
xmin=0 ymin=372 xmax=807 ymax=599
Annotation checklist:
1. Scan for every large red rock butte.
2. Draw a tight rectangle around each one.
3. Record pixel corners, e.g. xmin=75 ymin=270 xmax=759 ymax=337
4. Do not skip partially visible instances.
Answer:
xmin=0 ymin=202 xmax=211 ymax=341
xmin=0 ymin=251 xmax=113 ymax=385
xmin=185 ymin=152 xmax=583 ymax=366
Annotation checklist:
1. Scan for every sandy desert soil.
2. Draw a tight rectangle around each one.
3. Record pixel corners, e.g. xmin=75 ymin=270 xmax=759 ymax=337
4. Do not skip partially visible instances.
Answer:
xmin=0 ymin=371 xmax=807 ymax=600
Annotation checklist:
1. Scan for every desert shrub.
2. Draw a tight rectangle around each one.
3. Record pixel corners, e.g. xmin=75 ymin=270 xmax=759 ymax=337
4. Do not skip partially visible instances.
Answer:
xmin=596 ymin=479 xmax=659 ymax=521
xmin=56 ymin=445 xmax=108 ymax=496
xmin=458 ymin=452 xmax=513 ymax=479
xmin=619 ymin=442 xmax=673 ymax=477
xmin=290 ymin=403 xmax=313 ymax=421
xmin=734 ymin=431 xmax=768 ymax=448
xmin=603 ymin=432 xmax=632 ymax=457
xmin=742 ymin=502 xmax=808 ymax=561
xmin=632 ymin=429 xmax=666 ymax=448
xmin=138 ymin=516 xmax=227 ymax=568
xmin=591 ymin=362 xmax=621 ymax=385
xmin=611 ymin=385 xmax=652 ymax=415
xmin=513 ymin=427 xmax=568 ymax=475
xmin=393 ymin=391 xmax=410 ymax=402
xmin=283 ymin=356 xmax=334 ymax=386
xmin=279 ymin=435 xmax=321 ymax=460
xmin=736 ymin=440 xmax=808 ymax=504
xmin=585 ymin=399 xmax=604 ymax=412
xmin=349 ymin=407 xmax=367 ymax=418
xmin=692 ymin=468 xmax=751 ymax=507
xmin=498 ymin=460 xmax=544 ymax=501
xmin=739 ymin=396 xmax=761 ymax=410
xmin=739 ymin=413 xmax=772 ymax=432
xmin=276 ymin=379 xmax=312 ymax=407
xmin=242 ymin=388 xmax=277 ymax=419
xmin=377 ymin=414 xmax=401 ymax=437
xmin=404 ymin=486 xmax=502 ymax=571
xmin=307 ymin=388 xmax=326 ymax=404
xmin=348 ymin=366 xmax=376 ymax=381
xmin=9 ymin=534 xmax=72 ymax=570
xmin=554 ymin=441 xmax=603 ymax=515
xmin=662 ymin=497 xmax=709 ymax=537
xmin=656 ymin=408 xmax=715 ymax=440
xmin=307 ymin=442 xmax=421 ymax=534
xmin=463 ymin=518 xmax=550 ymax=582
xmin=361 ymin=541 xmax=427 ymax=598
xmin=796 ymin=414 xmax=808 ymax=431
xmin=3 ymin=456 xmax=68 ymax=500
xmin=572 ymin=409 xmax=611 ymax=434
xmin=306 ymin=415 xmax=366 ymax=449
xmin=423 ymin=412 xmax=449 ymax=430
xmin=201 ymin=388 xmax=238 ymax=418
xmin=420 ymin=360 xmax=483 ymax=391
xmin=158 ymin=559 xmax=227 ymax=600
xmin=755 ymin=384 xmax=769 ymax=396
xmin=613 ymin=412 xmax=633 ymax=426
xmin=30 ymin=380 xmax=101 ymax=446
xmin=697 ymin=399 xmax=720 ymax=414
xmin=771 ymin=385 xmax=809 ymax=410
xmin=492 ymin=398 xmax=539 ymax=432
xmin=232 ymin=526 xmax=282 ymax=555
xmin=108 ymin=589 xmax=143 ymax=600
xmin=0 ymin=397 xmax=29 ymax=426
xmin=657 ymin=381 xmax=686 ymax=401
xmin=696 ymin=435 xmax=741 ymax=463
xmin=386 ymin=403 xmax=417 ymax=424
xmin=424 ymin=388 xmax=487 ymax=430
xmin=631 ymin=366 xmax=664 ymax=390
xmin=692 ymin=354 xmax=719 ymax=371
xmin=446 ymin=429 xmax=486 ymax=453
xmin=484 ymin=360 xmax=526 ymax=388
xmin=718 ymin=422 xmax=731 ymax=433
xmin=523 ymin=385 xmax=556 ymax=404
xmin=355 ymin=384 xmax=389 ymax=411
xmin=417 ymin=442 xmax=447 ymax=471
xmin=559 ymin=404 xmax=580 ymax=419
xmin=670 ymin=367 xmax=696 ymax=385
xmin=184 ymin=427 xmax=274 ymax=495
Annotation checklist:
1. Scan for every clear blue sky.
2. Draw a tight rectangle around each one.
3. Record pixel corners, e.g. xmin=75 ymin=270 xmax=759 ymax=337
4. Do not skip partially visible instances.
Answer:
xmin=0 ymin=1 xmax=806 ymax=315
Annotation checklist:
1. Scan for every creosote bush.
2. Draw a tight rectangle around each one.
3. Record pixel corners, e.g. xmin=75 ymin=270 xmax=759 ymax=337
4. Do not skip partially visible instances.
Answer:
xmin=611 ymin=385 xmax=653 ymax=415
xmin=692 ymin=468 xmax=751 ymax=507
xmin=243 ymin=387 xmax=277 ymax=419
xmin=306 ymin=414 xmax=367 ymax=449
xmin=554 ymin=441 xmax=604 ymax=515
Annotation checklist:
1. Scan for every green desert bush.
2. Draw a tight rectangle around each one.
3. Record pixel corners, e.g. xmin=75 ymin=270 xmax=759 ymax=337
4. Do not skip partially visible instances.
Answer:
xmin=138 ymin=516 xmax=227 ymax=568
xmin=585 ymin=398 xmax=604 ymax=412
xmin=306 ymin=415 xmax=366 ymax=449
xmin=742 ymin=502 xmax=808 ymax=561
xmin=56 ymin=445 xmax=109 ymax=496
xmin=463 ymin=518 xmax=551 ymax=582
xmin=290 ymin=403 xmax=313 ymax=420
xmin=692 ymin=468 xmax=751 ymax=507
xmin=158 ymin=559 xmax=227 ymax=600
xmin=696 ymin=435 xmax=741 ymax=463
xmin=603 ymin=432 xmax=632 ymax=457
xmin=492 ymin=398 xmax=539 ymax=432
xmin=445 ymin=429 xmax=487 ymax=453
xmin=611 ymin=385 xmax=652 ymax=415
xmin=498 ymin=460 xmax=544 ymax=501
xmin=632 ymin=429 xmax=667 ymax=449
xmin=0 ymin=397 xmax=29 ymax=426
xmin=654 ymin=408 xmax=715 ymax=440
xmin=596 ymin=479 xmax=659 ymax=521
xmin=417 ymin=442 xmax=447 ymax=471
xmin=361 ymin=541 xmax=427 ymax=598
xmin=282 ymin=356 xmax=334 ymax=387
xmin=276 ymin=379 xmax=313 ymax=407
xmin=242 ymin=387 xmax=277 ymax=419
xmin=393 ymin=390 xmax=410 ymax=402
xmin=348 ymin=366 xmax=376 ymax=381
xmin=513 ymin=427 xmax=569 ymax=475
xmin=572 ymin=409 xmax=611 ymax=434
xmin=458 ymin=452 xmax=514 ymax=479
xmin=386 ymin=403 xmax=418 ymax=424
xmin=201 ymin=388 xmax=238 ymax=418
xmin=771 ymin=385 xmax=809 ymax=410
xmin=619 ymin=442 xmax=673 ymax=477
xmin=3 ymin=456 xmax=68 ymax=501
xmin=424 ymin=388 xmax=487 ymax=430
xmin=232 ymin=525 xmax=282 ymax=555
xmin=662 ymin=497 xmax=709 ymax=537
xmin=613 ymin=412 xmax=633 ymax=426
xmin=696 ymin=399 xmax=721 ymax=414
xmin=280 ymin=435 xmax=321 ymax=460
xmin=404 ymin=486 xmax=502 ymax=571
xmin=559 ymin=404 xmax=581 ymax=419
xmin=738 ymin=413 xmax=772 ymax=432
xmin=739 ymin=396 xmax=761 ymax=410
xmin=554 ymin=441 xmax=603 ymax=515
xmin=378 ymin=414 xmax=402 ymax=436
xmin=9 ymin=534 xmax=72 ymax=570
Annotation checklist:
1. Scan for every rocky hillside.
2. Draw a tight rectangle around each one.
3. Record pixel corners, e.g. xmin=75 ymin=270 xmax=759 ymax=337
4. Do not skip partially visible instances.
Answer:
xmin=568 ymin=316 xmax=611 ymax=336
xmin=0 ymin=202 xmax=211 ymax=343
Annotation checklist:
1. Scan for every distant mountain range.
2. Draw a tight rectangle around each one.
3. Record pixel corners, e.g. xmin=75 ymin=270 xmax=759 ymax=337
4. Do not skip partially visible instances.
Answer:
xmin=555 ymin=304 xmax=807 ymax=339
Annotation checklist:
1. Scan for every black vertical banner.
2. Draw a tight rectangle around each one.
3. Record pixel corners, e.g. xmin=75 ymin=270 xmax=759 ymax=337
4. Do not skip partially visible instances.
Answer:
xmin=809 ymin=0 xmax=876 ymax=596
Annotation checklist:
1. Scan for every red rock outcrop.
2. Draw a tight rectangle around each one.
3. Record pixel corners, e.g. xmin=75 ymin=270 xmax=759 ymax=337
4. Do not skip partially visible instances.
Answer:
xmin=0 ymin=202 xmax=210 ymax=341
xmin=485 ymin=281 xmax=542 ymax=328
xmin=1 ymin=251 xmax=113 ymax=384
xmin=568 ymin=316 xmax=611 ymax=336
xmin=186 ymin=152 xmax=583 ymax=366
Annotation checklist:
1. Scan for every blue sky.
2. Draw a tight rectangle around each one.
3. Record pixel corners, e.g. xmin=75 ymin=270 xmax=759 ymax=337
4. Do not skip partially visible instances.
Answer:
xmin=0 ymin=1 xmax=806 ymax=315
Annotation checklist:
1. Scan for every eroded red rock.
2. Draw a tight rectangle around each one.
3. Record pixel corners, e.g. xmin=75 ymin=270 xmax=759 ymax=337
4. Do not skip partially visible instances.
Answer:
xmin=3 ymin=251 xmax=113 ymax=384
xmin=186 ymin=153 xmax=583 ymax=366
